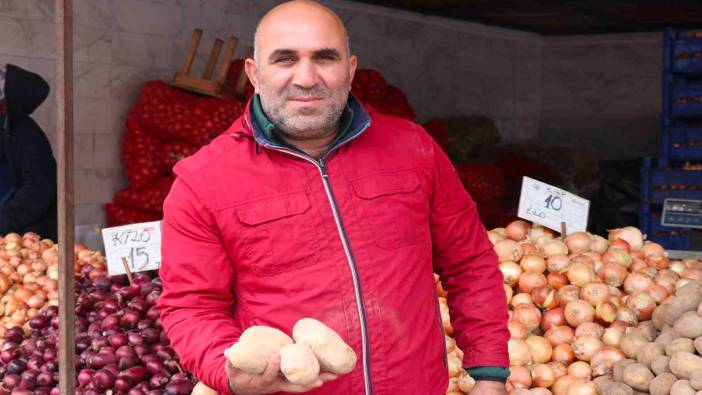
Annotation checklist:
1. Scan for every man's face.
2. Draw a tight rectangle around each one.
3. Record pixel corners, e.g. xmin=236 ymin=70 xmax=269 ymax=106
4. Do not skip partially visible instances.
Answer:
xmin=246 ymin=11 xmax=357 ymax=140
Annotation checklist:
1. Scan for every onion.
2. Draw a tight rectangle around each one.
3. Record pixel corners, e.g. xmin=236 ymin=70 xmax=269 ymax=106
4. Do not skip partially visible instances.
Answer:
xmin=615 ymin=307 xmax=638 ymax=326
xmin=521 ymin=255 xmax=546 ymax=273
xmin=548 ymin=362 xmax=568 ymax=379
xmin=610 ymin=238 xmax=631 ymax=253
xmin=504 ymin=284 xmax=513 ymax=304
xmin=575 ymin=322 xmax=604 ymax=339
xmin=564 ymin=300 xmax=594 ymax=327
xmin=532 ymin=363 xmax=556 ymax=388
xmin=609 ymin=226 xmax=644 ymax=251
xmin=547 ymin=255 xmax=570 ymax=273
xmin=520 ymin=241 xmax=540 ymax=257
xmin=568 ymin=361 xmax=592 ymax=379
xmin=552 ymin=343 xmax=574 ymax=364
xmin=589 ymin=346 xmax=625 ymax=377
xmin=589 ymin=235 xmax=608 ymax=254
xmin=598 ymin=262 xmax=628 ymax=287
xmin=682 ymin=268 xmax=702 ymax=281
xmin=579 ymin=282 xmax=610 ymax=306
xmin=602 ymin=247 xmax=631 ymax=267
xmin=557 ymin=285 xmax=581 ymax=307
xmin=513 ymin=303 xmax=542 ymax=332
xmin=487 ymin=230 xmax=505 ymax=245
xmin=506 ymin=220 xmax=530 ymax=241
xmin=529 ymin=225 xmax=556 ymax=241
xmin=543 ymin=240 xmax=569 ymax=257
xmin=544 ymin=325 xmax=575 ymax=346
xmin=655 ymin=270 xmax=679 ymax=292
xmin=648 ymin=253 xmax=669 ymax=270
xmin=518 ymin=272 xmax=547 ymax=294
xmin=565 ymin=232 xmax=592 ymax=254
xmin=551 ymin=375 xmax=576 ymax=395
xmin=532 ymin=285 xmax=559 ymax=309
xmin=641 ymin=241 xmax=665 ymax=260
xmin=670 ymin=261 xmax=687 ymax=274
xmin=541 ymin=307 xmax=566 ymax=331
xmin=629 ymin=258 xmax=648 ymax=272
xmin=594 ymin=301 xmax=617 ymax=324
xmin=566 ymin=263 xmax=595 ymax=287
xmin=494 ymin=239 xmax=524 ymax=262
xmin=602 ymin=327 xmax=623 ymax=347
xmin=567 ymin=379 xmax=598 ymax=395
xmin=547 ymin=272 xmax=568 ymax=289
xmin=623 ymin=272 xmax=653 ymax=294
xmin=508 ymin=365 xmax=532 ymax=389
xmin=526 ymin=335 xmax=553 ymax=364
xmin=508 ymin=339 xmax=531 ymax=366
xmin=508 ymin=320 xmax=527 ymax=340
xmin=625 ymin=292 xmax=656 ymax=320
xmin=572 ymin=335 xmax=603 ymax=363
xmin=511 ymin=293 xmax=533 ymax=307
xmin=499 ymin=261 xmax=522 ymax=287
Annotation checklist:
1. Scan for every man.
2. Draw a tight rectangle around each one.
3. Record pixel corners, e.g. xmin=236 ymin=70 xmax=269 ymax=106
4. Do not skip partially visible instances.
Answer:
xmin=158 ymin=1 xmax=509 ymax=394
xmin=0 ymin=64 xmax=57 ymax=241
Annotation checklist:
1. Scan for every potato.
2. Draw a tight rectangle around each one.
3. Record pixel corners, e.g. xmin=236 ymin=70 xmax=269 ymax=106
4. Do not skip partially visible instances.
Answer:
xmin=698 ymin=300 xmax=702 ymax=316
xmin=666 ymin=287 xmax=702 ymax=326
xmin=692 ymin=371 xmax=702 ymax=391
xmin=191 ymin=382 xmax=218 ymax=395
xmin=653 ymin=305 xmax=669 ymax=331
xmin=609 ymin=383 xmax=635 ymax=395
xmin=675 ymin=314 xmax=702 ymax=339
xmin=666 ymin=338 xmax=696 ymax=356
xmin=696 ymin=337 xmax=702 ymax=355
xmin=614 ymin=359 xmax=637 ymax=382
xmin=622 ymin=331 xmax=650 ymax=359
xmin=670 ymin=352 xmax=702 ymax=379
xmin=639 ymin=321 xmax=657 ymax=341
xmin=638 ymin=342 xmax=665 ymax=367
xmin=293 ymin=318 xmax=357 ymax=375
xmin=652 ymin=355 xmax=672 ymax=375
xmin=672 ymin=380 xmax=696 ymax=395
xmin=457 ymin=372 xmax=475 ymax=393
xmin=650 ymin=373 xmax=677 ymax=395
xmin=225 ymin=326 xmax=294 ymax=374
xmin=623 ymin=363 xmax=654 ymax=392
xmin=279 ymin=343 xmax=320 ymax=385
xmin=657 ymin=330 xmax=680 ymax=346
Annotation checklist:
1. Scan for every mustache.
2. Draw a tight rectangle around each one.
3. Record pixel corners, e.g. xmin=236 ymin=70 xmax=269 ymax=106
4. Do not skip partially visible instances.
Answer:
xmin=284 ymin=85 xmax=331 ymax=99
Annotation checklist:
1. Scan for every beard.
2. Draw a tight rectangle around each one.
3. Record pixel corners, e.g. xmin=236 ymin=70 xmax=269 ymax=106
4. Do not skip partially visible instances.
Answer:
xmin=258 ymin=77 xmax=350 ymax=140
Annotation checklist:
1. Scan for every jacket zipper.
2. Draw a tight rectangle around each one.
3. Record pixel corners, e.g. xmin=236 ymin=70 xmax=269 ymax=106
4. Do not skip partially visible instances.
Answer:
xmin=240 ymin=115 xmax=374 ymax=395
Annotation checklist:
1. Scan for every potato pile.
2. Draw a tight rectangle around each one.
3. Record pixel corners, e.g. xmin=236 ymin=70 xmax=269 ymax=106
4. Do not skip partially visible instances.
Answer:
xmin=437 ymin=220 xmax=702 ymax=395
xmin=225 ymin=318 xmax=357 ymax=385
xmin=601 ymin=280 xmax=702 ymax=394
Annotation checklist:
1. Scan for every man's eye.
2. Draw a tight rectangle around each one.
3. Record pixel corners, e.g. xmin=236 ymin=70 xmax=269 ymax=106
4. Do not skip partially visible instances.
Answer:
xmin=276 ymin=57 xmax=294 ymax=63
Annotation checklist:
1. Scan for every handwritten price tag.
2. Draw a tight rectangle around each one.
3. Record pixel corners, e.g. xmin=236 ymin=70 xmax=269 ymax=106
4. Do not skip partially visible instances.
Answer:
xmin=518 ymin=177 xmax=590 ymax=233
xmin=101 ymin=221 xmax=163 ymax=276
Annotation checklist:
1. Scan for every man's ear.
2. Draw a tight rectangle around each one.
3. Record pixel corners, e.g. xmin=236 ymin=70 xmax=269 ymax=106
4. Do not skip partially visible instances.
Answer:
xmin=244 ymin=58 xmax=259 ymax=93
xmin=348 ymin=55 xmax=358 ymax=89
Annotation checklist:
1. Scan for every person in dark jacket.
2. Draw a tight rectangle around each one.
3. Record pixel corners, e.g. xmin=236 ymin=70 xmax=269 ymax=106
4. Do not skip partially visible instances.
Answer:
xmin=0 ymin=64 xmax=57 ymax=241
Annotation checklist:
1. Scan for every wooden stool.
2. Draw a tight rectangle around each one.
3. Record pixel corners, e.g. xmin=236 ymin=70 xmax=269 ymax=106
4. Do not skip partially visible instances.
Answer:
xmin=172 ymin=28 xmax=247 ymax=99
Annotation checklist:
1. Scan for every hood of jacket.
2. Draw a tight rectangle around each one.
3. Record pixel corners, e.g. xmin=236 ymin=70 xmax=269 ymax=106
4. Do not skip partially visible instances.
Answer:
xmin=4 ymin=64 xmax=49 ymax=128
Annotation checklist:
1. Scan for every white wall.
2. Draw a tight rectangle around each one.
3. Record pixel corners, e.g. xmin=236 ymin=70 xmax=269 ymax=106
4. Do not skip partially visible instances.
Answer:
xmin=0 ymin=0 xmax=661 ymax=229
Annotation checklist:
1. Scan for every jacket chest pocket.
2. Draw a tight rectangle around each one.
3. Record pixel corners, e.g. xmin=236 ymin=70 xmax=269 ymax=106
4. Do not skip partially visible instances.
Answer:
xmin=236 ymin=191 xmax=322 ymax=276
xmin=351 ymin=170 xmax=428 ymax=250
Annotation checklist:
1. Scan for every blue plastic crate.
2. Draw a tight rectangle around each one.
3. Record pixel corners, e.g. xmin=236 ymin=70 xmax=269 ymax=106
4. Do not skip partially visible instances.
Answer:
xmin=641 ymin=164 xmax=702 ymax=203
xmin=665 ymin=28 xmax=702 ymax=76
xmin=665 ymin=127 xmax=702 ymax=160
xmin=671 ymin=82 xmax=702 ymax=118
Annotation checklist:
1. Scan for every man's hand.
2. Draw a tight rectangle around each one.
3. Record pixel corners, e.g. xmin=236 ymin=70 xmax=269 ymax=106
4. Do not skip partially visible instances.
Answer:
xmin=226 ymin=354 xmax=337 ymax=395
xmin=469 ymin=380 xmax=507 ymax=395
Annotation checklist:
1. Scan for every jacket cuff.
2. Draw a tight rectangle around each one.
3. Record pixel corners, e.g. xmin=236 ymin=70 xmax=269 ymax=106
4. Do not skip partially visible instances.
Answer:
xmin=466 ymin=366 xmax=510 ymax=383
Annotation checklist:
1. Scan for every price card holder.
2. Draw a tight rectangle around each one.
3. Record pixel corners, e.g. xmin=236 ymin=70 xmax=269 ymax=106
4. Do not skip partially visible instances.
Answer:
xmin=518 ymin=177 xmax=590 ymax=233
xmin=101 ymin=221 xmax=163 ymax=276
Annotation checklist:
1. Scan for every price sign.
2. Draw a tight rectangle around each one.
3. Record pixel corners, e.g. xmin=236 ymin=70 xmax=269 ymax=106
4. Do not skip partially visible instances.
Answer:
xmin=101 ymin=221 xmax=162 ymax=276
xmin=518 ymin=177 xmax=590 ymax=233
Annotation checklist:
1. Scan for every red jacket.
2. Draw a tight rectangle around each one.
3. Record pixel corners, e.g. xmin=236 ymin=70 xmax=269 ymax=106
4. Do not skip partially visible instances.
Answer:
xmin=158 ymin=97 xmax=509 ymax=395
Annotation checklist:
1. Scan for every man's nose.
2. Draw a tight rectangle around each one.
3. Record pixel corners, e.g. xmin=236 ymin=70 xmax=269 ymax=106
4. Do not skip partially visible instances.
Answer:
xmin=292 ymin=59 xmax=320 ymax=89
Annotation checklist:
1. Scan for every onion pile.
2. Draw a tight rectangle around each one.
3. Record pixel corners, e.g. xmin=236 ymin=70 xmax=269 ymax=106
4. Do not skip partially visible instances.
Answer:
xmin=0 ymin=233 xmax=198 ymax=394
xmin=437 ymin=221 xmax=700 ymax=395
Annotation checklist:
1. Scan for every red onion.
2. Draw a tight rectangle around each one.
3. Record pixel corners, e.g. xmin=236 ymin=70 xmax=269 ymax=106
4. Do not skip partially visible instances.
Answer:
xmin=93 ymin=368 xmax=116 ymax=390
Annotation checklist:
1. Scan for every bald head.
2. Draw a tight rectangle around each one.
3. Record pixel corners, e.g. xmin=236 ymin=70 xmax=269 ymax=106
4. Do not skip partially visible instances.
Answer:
xmin=253 ymin=0 xmax=350 ymax=64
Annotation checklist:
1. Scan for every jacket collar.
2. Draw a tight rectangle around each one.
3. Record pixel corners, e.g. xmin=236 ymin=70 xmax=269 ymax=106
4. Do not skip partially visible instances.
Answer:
xmin=241 ymin=94 xmax=372 ymax=155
